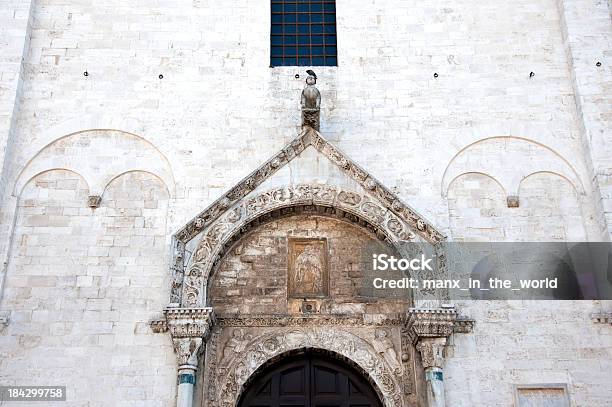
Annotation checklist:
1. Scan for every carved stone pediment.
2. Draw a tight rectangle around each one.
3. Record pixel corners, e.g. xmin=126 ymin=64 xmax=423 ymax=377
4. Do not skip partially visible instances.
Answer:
xmin=174 ymin=129 xmax=442 ymax=244
xmin=168 ymin=128 xmax=445 ymax=306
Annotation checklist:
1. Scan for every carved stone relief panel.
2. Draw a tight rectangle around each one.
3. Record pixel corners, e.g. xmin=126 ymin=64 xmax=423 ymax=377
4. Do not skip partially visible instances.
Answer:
xmin=288 ymin=238 xmax=329 ymax=298
xmin=169 ymin=129 xmax=445 ymax=306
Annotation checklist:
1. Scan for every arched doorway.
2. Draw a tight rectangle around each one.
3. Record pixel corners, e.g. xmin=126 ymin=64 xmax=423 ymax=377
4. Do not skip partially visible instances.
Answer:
xmin=237 ymin=349 xmax=383 ymax=407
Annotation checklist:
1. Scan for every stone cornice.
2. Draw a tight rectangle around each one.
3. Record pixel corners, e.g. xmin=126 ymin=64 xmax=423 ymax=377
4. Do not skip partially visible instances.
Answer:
xmin=150 ymin=307 xmax=215 ymax=340
xmin=591 ymin=311 xmax=612 ymax=325
xmin=405 ymin=307 xmax=474 ymax=342
xmin=454 ymin=317 xmax=476 ymax=333
xmin=217 ymin=314 xmax=404 ymax=327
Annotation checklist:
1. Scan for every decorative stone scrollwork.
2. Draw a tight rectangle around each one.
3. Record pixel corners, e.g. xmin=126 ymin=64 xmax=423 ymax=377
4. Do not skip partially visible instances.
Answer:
xmin=170 ymin=128 xmax=445 ymax=305
xmin=151 ymin=307 xmax=215 ymax=372
xmin=180 ymin=184 xmax=431 ymax=307
xmin=405 ymin=308 xmax=459 ymax=340
xmin=183 ymin=266 xmax=205 ymax=307
xmin=337 ymin=190 xmax=361 ymax=205
xmin=416 ymin=338 xmax=447 ymax=369
xmin=173 ymin=337 xmax=203 ymax=367
xmin=215 ymin=327 xmax=404 ymax=407
xmin=217 ymin=315 xmax=403 ymax=328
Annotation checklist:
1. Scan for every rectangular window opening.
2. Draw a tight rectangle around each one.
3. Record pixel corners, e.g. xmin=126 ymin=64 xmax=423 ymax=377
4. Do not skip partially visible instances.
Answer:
xmin=270 ymin=0 xmax=338 ymax=67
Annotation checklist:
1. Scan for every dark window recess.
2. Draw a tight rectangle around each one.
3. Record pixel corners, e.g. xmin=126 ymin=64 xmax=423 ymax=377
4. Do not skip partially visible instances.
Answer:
xmin=270 ymin=0 xmax=337 ymax=67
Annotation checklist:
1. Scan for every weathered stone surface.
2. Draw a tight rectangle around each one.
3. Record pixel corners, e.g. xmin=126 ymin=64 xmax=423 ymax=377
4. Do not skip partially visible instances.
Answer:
xmin=210 ymin=214 xmax=408 ymax=315
xmin=0 ymin=1 xmax=610 ymax=406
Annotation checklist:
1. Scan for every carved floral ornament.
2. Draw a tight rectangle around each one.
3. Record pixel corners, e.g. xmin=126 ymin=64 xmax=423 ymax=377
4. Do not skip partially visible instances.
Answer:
xmin=216 ymin=327 xmax=404 ymax=407
xmin=168 ymin=128 xmax=445 ymax=306
xmin=151 ymin=307 xmax=215 ymax=366
xmin=181 ymin=185 xmax=438 ymax=307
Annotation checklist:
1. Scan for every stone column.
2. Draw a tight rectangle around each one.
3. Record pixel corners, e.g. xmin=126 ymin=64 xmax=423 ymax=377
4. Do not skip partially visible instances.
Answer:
xmin=152 ymin=307 xmax=215 ymax=407
xmin=406 ymin=307 xmax=470 ymax=407
xmin=416 ymin=337 xmax=447 ymax=407
xmin=173 ymin=337 xmax=203 ymax=407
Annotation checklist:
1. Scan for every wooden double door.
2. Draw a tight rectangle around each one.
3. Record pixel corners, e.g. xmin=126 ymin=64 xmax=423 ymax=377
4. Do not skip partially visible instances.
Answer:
xmin=238 ymin=351 xmax=383 ymax=407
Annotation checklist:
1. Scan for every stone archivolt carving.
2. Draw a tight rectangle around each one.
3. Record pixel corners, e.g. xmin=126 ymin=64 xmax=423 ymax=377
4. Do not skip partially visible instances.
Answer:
xmin=180 ymin=184 xmax=428 ymax=307
xmin=373 ymin=328 xmax=402 ymax=374
xmin=214 ymin=327 xmax=405 ymax=407
xmin=221 ymin=328 xmax=252 ymax=363
xmin=169 ymin=128 xmax=444 ymax=305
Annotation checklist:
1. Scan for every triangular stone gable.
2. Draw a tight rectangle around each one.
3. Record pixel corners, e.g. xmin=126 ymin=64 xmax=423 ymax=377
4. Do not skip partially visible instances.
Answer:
xmin=175 ymin=128 xmax=444 ymax=244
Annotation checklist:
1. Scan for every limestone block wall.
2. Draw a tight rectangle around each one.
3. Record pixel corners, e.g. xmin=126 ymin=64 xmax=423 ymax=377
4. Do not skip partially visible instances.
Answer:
xmin=0 ymin=0 xmax=605 ymax=242
xmin=446 ymin=300 xmax=612 ymax=407
xmin=0 ymin=0 xmax=34 ymax=275
xmin=445 ymin=162 xmax=611 ymax=406
xmin=447 ymin=172 xmax=587 ymax=241
xmin=0 ymin=170 xmax=176 ymax=407
xmin=557 ymin=0 xmax=612 ymax=239
xmin=0 ymin=0 xmax=32 ymax=178
xmin=211 ymin=214 xmax=403 ymax=316
xmin=0 ymin=0 xmax=609 ymax=406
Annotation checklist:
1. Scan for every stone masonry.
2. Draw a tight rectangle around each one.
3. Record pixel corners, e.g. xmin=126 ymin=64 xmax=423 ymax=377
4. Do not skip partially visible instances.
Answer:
xmin=0 ymin=0 xmax=610 ymax=406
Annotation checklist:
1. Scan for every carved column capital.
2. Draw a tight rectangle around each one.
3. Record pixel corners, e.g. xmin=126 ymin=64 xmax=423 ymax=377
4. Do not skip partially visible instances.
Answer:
xmin=173 ymin=337 xmax=204 ymax=367
xmin=405 ymin=307 xmax=458 ymax=341
xmin=416 ymin=337 xmax=447 ymax=369
xmin=405 ymin=308 xmax=465 ymax=407
xmin=151 ymin=307 xmax=216 ymax=367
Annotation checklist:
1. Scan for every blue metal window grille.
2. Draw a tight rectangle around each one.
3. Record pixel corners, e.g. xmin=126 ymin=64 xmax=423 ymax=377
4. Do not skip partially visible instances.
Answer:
xmin=271 ymin=0 xmax=337 ymax=67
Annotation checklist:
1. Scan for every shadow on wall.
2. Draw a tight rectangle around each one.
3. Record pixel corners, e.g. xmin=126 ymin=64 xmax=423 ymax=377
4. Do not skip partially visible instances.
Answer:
xmin=13 ymin=129 xmax=175 ymax=198
xmin=442 ymin=136 xmax=587 ymax=242
xmin=2 ymin=168 xmax=175 ymax=405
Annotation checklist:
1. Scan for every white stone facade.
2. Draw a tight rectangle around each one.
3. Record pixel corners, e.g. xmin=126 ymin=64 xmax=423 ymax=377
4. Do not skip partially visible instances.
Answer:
xmin=0 ymin=0 xmax=610 ymax=406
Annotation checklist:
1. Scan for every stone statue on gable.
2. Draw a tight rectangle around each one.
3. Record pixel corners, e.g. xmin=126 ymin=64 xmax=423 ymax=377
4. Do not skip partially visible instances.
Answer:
xmin=301 ymin=70 xmax=321 ymax=130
